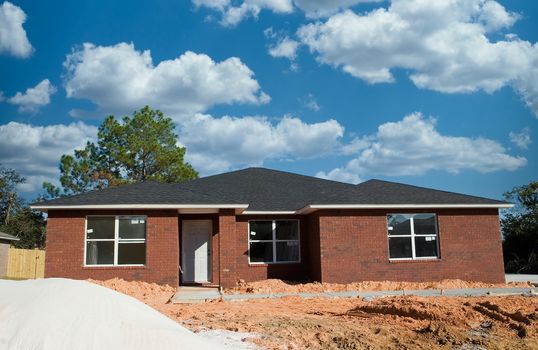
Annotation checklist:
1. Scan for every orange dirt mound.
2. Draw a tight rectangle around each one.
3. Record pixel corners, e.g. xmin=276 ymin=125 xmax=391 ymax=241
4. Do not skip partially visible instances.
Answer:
xmin=89 ymin=278 xmax=538 ymax=349
xmin=226 ymin=278 xmax=531 ymax=295
xmin=88 ymin=278 xmax=175 ymax=307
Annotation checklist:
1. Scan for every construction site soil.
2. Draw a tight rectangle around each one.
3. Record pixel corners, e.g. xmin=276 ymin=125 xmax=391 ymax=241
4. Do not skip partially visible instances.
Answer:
xmin=90 ymin=278 xmax=538 ymax=349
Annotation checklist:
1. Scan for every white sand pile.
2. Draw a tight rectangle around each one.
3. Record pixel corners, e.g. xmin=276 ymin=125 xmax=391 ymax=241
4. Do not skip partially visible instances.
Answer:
xmin=0 ymin=278 xmax=230 ymax=350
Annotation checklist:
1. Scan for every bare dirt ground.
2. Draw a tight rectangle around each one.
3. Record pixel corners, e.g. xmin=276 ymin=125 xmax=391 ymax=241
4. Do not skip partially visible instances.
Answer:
xmin=90 ymin=278 xmax=538 ymax=350
xmin=226 ymin=278 xmax=532 ymax=294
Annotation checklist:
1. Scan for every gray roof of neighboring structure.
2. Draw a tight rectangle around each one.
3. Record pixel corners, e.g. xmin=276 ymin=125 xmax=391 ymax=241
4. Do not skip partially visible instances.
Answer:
xmin=0 ymin=231 xmax=20 ymax=241
xmin=31 ymin=167 xmax=510 ymax=211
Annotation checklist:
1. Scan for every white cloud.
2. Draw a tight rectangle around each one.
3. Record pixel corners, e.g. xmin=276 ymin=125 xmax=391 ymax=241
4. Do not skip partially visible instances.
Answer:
xmin=316 ymin=167 xmax=362 ymax=184
xmin=63 ymin=42 xmax=269 ymax=118
xmin=265 ymin=28 xmax=300 ymax=70
xmin=193 ymin=0 xmax=294 ymax=26
xmin=0 ymin=121 xmax=97 ymax=192
xmin=294 ymin=0 xmax=380 ymax=18
xmin=478 ymin=1 xmax=519 ymax=31
xmin=192 ymin=0 xmax=230 ymax=11
xmin=340 ymin=136 xmax=369 ymax=155
xmin=509 ymin=127 xmax=532 ymax=149
xmin=268 ymin=37 xmax=299 ymax=60
xmin=317 ymin=112 xmax=527 ymax=182
xmin=298 ymin=0 xmax=538 ymax=116
xmin=0 ymin=111 xmax=342 ymax=190
xmin=217 ymin=0 xmax=294 ymax=26
xmin=0 ymin=1 xmax=32 ymax=58
xmin=8 ymin=79 xmax=56 ymax=113
xmin=194 ymin=0 xmax=379 ymax=24
xmin=179 ymin=113 xmax=344 ymax=174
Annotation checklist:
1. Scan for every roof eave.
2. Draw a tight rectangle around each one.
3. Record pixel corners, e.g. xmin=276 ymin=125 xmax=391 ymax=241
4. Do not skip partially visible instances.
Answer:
xmin=30 ymin=204 xmax=250 ymax=213
xmin=241 ymin=210 xmax=297 ymax=215
xmin=296 ymin=203 xmax=513 ymax=214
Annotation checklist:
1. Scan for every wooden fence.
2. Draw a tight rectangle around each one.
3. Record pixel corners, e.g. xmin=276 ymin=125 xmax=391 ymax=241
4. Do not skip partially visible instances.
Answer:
xmin=6 ymin=247 xmax=45 ymax=279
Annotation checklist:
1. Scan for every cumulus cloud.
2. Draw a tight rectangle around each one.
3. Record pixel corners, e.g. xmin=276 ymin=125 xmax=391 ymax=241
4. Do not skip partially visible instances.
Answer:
xmin=8 ymin=79 xmax=56 ymax=113
xmin=192 ymin=0 xmax=230 ymax=11
xmin=63 ymin=42 xmax=269 ymax=118
xmin=0 ymin=1 xmax=32 ymax=58
xmin=194 ymin=0 xmax=293 ymax=26
xmin=509 ymin=127 xmax=532 ymax=149
xmin=194 ymin=0 xmax=379 ymax=24
xmin=298 ymin=0 xmax=538 ymax=116
xmin=294 ymin=0 xmax=380 ymax=18
xmin=317 ymin=113 xmax=527 ymax=183
xmin=316 ymin=167 xmax=362 ymax=184
xmin=0 ymin=122 xmax=97 ymax=192
xmin=0 ymin=111 xmax=343 ymax=190
xmin=268 ymin=37 xmax=299 ymax=60
xmin=179 ymin=113 xmax=344 ymax=174
xmin=265 ymin=28 xmax=300 ymax=70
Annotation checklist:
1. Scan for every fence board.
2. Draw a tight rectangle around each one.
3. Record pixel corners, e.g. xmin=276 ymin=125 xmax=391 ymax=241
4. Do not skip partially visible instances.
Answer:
xmin=6 ymin=248 xmax=45 ymax=279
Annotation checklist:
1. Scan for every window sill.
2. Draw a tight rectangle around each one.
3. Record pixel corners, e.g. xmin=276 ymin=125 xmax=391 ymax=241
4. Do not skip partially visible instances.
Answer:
xmin=82 ymin=265 xmax=146 ymax=270
xmin=248 ymin=261 xmax=301 ymax=267
xmin=389 ymin=258 xmax=441 ymax=264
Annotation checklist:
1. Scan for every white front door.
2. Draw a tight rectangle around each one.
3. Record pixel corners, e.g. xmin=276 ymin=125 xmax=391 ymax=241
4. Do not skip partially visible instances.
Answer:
xmin=181 ymin=220 xmax=212 ymax=283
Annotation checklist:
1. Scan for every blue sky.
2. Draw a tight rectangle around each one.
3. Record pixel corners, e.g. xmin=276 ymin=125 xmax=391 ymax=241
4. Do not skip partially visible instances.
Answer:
xmin=0 ymin=0 xmax=536 ymax=201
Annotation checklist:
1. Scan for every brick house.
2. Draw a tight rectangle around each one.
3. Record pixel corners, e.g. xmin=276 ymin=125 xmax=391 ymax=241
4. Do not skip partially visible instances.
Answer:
xmin=31 ymin=168 xmax=511 ymax=287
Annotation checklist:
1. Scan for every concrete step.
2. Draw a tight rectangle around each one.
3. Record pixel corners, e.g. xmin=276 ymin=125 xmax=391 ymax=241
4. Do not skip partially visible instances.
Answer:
xmin=171 ymin=286 xmax=222 ymax=304
xmin=505 ymin=274 xmax=538 ymax=287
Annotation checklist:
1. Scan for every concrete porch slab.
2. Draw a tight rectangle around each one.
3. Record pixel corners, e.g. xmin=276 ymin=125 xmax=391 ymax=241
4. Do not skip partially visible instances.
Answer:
xmin=171 ymin=286 xmax=222 ymax=304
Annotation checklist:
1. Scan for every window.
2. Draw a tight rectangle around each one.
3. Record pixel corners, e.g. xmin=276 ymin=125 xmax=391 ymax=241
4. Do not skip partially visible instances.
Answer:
xmin=248 ymin=220 xmax=300 ymax=264
xmin=85 ymin=216 xmax=146 ymax=266
xmin=387 ymin=214 xmax=439 ymax=260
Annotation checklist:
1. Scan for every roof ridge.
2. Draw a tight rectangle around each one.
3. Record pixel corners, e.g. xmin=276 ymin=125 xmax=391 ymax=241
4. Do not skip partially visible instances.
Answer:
xmin=199 ymin=167 xmax=359 ymax=187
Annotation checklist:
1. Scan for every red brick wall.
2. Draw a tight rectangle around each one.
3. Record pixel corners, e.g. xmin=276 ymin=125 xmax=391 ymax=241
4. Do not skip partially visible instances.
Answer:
xmin=216 ymin=214 xmax=310 ymax=288
xmin=45 ymin=210 xmax=179 ymax=285
xmin=218 ymin=209 xmax=237 ymax=288
xmin=237 ymin=215 xmax=309 ymax=283
xmin=315 ymin=208 xmax=505 ymax=284
xmin=307 ymin=212 xmax=322 ymax=282
xmin=45 ymin=208 xmax=505 ymax=287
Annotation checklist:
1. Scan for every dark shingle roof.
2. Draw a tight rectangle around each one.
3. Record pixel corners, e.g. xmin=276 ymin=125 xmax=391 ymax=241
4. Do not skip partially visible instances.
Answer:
xmin=32 ymin=167 xmax=509 ymax=211
xmin=31 ymin=180 xmax=243 ymax=206
xmin=316 ymin=179 xmax=509 ymax=206
xmin=176 ymin=167 xmax=354 ymax=211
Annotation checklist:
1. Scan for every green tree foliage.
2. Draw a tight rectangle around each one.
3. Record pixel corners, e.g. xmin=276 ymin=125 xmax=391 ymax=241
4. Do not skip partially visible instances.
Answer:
xmin=4 ymin=207 xmax=46 ymax=249
xmin=0 ymin=165 xmax=45 ymax=248
xmin=0 ymin=166 xmax=25 ymax=225
xmin=501 ymin=181 xmax=538 ymax=273
xmin=43 ymin=106 xmax=198 ymax=197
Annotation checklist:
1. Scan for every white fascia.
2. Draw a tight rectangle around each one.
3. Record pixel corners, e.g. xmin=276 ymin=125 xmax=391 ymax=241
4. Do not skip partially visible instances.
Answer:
xmin=296 ymin=203 xmax=514 ymax=214
xmin=241 ymin=211 xmax=297 ymax=215
xmin=30 ymin=204 xmax=249 ymax=212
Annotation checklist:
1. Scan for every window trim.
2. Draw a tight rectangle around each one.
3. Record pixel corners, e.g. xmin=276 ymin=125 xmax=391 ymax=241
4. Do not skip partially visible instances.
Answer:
xmin=84 ymin=215 xmax=147 ymax=267
xmin=248 ymin=219 xmax=301 ymax=265
xmin=386 ymin=213 xmax=440 ymax=261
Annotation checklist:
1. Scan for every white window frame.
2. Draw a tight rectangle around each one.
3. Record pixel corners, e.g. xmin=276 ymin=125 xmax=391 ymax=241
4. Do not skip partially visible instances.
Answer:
xmin=248 ymin=220 xmax=301 ymax=265
xmin=84 ymin=215 xmax=147 ymax=267
xmin=387 ymin=213 xmax=439 ymax=261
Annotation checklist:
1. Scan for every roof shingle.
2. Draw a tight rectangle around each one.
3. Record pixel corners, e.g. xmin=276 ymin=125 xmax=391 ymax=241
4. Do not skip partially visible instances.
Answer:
xmin=32 ymin=167 xmax=509 ymax=211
